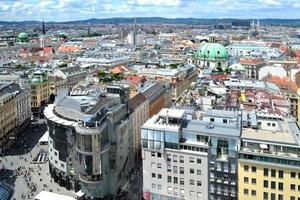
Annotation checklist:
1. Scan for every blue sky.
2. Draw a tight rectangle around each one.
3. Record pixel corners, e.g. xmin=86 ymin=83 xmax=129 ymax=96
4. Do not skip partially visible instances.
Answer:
xmin=0 ymin=0 xmax=300 ymax=21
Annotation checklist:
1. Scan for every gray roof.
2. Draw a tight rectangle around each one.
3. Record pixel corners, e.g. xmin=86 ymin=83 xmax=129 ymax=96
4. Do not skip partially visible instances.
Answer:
xmin=183 ymin=120 xmax=241 ymax=138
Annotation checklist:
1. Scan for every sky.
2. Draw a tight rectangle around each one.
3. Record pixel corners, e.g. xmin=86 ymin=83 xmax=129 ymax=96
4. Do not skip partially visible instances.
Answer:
xmin=0 ymin=0 xmax=300 ymax=22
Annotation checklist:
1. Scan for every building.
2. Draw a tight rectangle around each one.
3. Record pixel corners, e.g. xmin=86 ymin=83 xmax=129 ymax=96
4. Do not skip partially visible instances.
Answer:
xmin=238 ymin=112 xmax=300 ymax=200
xmin=189 ymin=42 xmax=229 ymax=73
xmin=52 ymin=66 xmax=87 ymax=89
xmin=129 ymin=93 xmax=149 ymax=162
xmin=142 ymin=108 xmax=241 ymax=200
xmin=140 ymin=81 xmax=172 ymax=117
xmin=138 ymin=65 xmax=197 ymax=101
xmin=240 ymin=59 xmax=266 ymax=80
xmin=30 ymin=71 xmax=50 ymax=116
xmin=44 ymin=83 xmax=134 ymax=199
xmin=0 ymin=83 xmax=31 ymax=154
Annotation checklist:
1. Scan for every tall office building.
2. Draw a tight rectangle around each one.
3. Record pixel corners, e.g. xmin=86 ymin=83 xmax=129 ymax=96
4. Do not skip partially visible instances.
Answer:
xmin=44 ymin=83 xmax=134 ymax=199
xmin=142 ymin=108 xmax=241 ymax=200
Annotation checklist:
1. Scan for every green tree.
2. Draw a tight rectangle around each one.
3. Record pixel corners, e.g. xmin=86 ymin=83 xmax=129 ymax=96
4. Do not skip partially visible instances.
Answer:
xmin=98 ymin=70 xmax=106 ymax=77
xmin=15 ymin=64 xmax=24 ymax=70
xmin=58 ymin=63 xmax=68 ymax=68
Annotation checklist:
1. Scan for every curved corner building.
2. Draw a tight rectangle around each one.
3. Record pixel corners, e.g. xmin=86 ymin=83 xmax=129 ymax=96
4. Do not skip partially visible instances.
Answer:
xmin=44 ymin=84 xmax=134 ymax=199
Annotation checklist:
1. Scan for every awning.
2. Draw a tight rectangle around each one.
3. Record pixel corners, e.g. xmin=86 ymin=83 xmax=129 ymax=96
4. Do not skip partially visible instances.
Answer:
xmin=259 ymin=144 xmax=268 ymax=149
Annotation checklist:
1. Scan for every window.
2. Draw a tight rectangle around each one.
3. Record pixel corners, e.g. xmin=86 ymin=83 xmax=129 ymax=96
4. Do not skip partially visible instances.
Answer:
xmin=158 ymin=174 xmax=162 ymax=179
xmin=252 ymin=190 xmax=256 ymax=196
xmin=173 ymin=166 xmax=178 ymax=174
xmin=279 ymin=170 xmax=283 ymax=178
xmin=264 ymin=180 xmax=268 ymax=188
xmin=252 ymin=166 xmax=256 ymax=172
xmin=244 ymin=177 xmax=249 ymax=183
xmin=151 ymin=162 xmax=155 ymax=167
xmin=197 ymin=170 xmax=202 ymax=175
xmin=55 ymin=160 xmax=58 ymax=164
xmin=157 ymin=163 xmax=162 ymax=169
xmin=298 ymin=185 xmax=300 ymax=191
xmin=278 ymin=182 xmax=283 ymax=191
xmin=244 ymin=189 xmax=249 ymax=195
xmin=151 ymin=152 xmax=156 ymax=157
xmin=168 ymin=176 xmax=172 ymax=183
xmin=189 ymin=157 xmax=194 ymax=163
xmin=197 ymin=192 xmax=201 ymax=197
xmin=197 ymin=158 xmax=201 ymax=164
xmin=152 ymin=184 xmax=156 ymax=189
xmin=152 ymin=173 xmax=156 ymax=178
xmin=271 ymin=169 xmax=276 ymax=177
xmin=271 ymin=193 xmax=275 ymax=200
xmin=61 ymin=163 xmax=64 ymax=168
xmin=252 ymin=178 xmax=256 ymax=185
xmin=271 ymin=181 xmax=276 ymax=189
xmin=244 ymin=165 xmax=249 ymax=171
xmin=180 ymin=167 xmax=184 ymax=174
xmin=179 ymin=156 xmax=184 ymax=163
xmin=223 ymin=119 xmax=228 ymax=123
xmin=190 ymin=179 xmax=194 ymax=185
xmin=291 ymin=172 xmax=296 ymax=178
xmin=157 ymin=152 xmax=161 ymax=157
xmin=167 ymin=186 xmax=173 ymax=194
xmin=291 ymin=197 xmax=295 ymax=200
xmin=180 ymin=178 xmax=184 ymax=185
xmin=278 ymin=195 xmax=283 ymax=200
xmin=157 ymin=184 xmax=162 ymax=190
xmin=263 ymin=192 xmax=268 ymax=200
xmin=190 ymin=168 xmax=194 ymax=174
xmin=174 ymin=188 xmax=178 ymax=195
xmin=173 ymin=155 xmax=178 ymax=162
xmin=190 ymin=190 xmax=195 ymax=196
xmin=174 ymin=177 xmax=178 ymax=184
xmin=291 ymin=184 xmax=296 ymax=190
xmin=197 ymin=181 xmax=202 ymax=186
xmin=210 ymin=118 xmax=214 ymax=122
xmin=167 ymin=154 xmax=171 ymax=161
xmin=267 ymin=123 xmax=271 ymax=126
xmin=167 ymin=165 xmax=171 ymax=172
xmin=180 ymin=189 xmax=184 ymax=196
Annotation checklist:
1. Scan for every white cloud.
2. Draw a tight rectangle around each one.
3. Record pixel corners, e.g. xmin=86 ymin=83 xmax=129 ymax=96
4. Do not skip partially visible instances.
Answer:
xmin=136 ymin=0 xmax=181 ymax=6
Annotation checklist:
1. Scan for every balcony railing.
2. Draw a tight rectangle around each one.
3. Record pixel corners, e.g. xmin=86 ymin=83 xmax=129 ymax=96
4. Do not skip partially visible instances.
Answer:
xmin=240 ymin=147 xmax=300 ymax=158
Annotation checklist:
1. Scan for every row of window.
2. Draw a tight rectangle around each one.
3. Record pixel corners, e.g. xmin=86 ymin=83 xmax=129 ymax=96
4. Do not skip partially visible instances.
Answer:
xmin=263 ymin=180 xmax=300 ymax=191
xmin=167 ymin=154 xmax=201 ymax=164
xmin=167 ymin=165 xmax=202 ymax=175
xmin=244 ymin=165 xmax=300 ymax=179
xmin=263 ymin=192 xmax=300 ymax=200
xmin=151 ymin=184 xmax=202 ymax=197
xmin=167 ymin=175 xmax=202 ymax=186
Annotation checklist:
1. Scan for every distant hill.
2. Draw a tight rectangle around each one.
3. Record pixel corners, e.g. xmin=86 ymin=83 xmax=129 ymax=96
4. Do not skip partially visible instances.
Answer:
xmin=1 ymin=18 xmax=300 ymax=26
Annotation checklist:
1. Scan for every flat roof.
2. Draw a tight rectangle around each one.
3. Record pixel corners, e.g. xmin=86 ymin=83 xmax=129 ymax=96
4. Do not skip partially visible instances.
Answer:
xmin=241 ymin=119 xmax=300 ymax=146
xmin=183 ymin=120 xmax=241 ymax=138
xmin=158 ymin=108 xmax=185 ymax=119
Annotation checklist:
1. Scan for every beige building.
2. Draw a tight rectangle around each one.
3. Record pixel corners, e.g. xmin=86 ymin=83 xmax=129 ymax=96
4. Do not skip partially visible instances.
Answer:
xmin=0 ymin=83 xmax=31 ymax=154
xmin=30 ymin=71 xmax=50 ymax=116
xmin=129 ymin=93 xmax=149 ymax=162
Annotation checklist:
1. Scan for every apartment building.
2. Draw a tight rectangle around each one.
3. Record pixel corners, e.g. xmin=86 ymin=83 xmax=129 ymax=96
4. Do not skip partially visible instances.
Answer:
xmin=0 ymin=83 xmax=31 ymax=154
xmin=142 ymin=108 xmax=241 ymax=200
xmin=239 ymin=112 xmax=300 ymax=200
xmin=30 ymin=70 xmax=50 ymax=116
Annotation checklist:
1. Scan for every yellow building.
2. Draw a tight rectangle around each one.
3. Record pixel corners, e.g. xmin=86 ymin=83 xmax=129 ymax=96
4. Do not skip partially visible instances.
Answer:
xmin=238 ymin=116 xmax=300 ymax=200
xmin=0 ymin=88 xmax=17 ymax=153
xmin=30 ymin=71 xmax=50 ymax=116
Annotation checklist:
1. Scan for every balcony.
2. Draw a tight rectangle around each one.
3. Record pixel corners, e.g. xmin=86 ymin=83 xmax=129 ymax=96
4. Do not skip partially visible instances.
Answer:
xmin=240 ymin=147 xmax=300 ymax=159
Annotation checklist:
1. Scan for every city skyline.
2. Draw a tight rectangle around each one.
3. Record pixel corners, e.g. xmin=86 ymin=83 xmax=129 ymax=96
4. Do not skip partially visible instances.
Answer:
xmin=1 ymin=0 xmax=300 ymax=22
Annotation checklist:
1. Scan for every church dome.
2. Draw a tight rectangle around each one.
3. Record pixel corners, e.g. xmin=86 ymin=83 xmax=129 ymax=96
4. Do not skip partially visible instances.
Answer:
xmin=18 ymin=32 xmax=29 ymax=42
xmin=195 ymin=43 xmax=228 ymax=61
xmin=229 ymin=63 xmax=245 ymax=71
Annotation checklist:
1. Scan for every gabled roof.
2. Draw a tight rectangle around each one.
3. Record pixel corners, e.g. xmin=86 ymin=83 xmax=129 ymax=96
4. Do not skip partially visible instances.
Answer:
xmin=129 ymin=93 xmax=147 ymax=111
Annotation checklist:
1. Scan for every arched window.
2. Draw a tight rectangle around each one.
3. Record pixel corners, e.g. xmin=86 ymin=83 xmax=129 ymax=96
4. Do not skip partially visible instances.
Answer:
xmin=218 ymin=62 xmax=221 ymax=67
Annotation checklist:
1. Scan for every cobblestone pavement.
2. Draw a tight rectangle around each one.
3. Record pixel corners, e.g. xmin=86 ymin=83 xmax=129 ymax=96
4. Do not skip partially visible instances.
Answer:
xmin=0 ymin=119 xmax=77 ymax=200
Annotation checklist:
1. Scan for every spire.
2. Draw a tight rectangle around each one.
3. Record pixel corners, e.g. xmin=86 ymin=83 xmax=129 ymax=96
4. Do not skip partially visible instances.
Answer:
xmin=134 ymin=18 xmax=137 ymax=34
xmin=42 ymin=20 xmax=46 ymax=35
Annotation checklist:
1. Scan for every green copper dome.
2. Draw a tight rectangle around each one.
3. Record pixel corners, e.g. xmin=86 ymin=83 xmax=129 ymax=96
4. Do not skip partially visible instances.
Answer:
xmin=195 ymin=43 xmax=228 ymax=61
xmin=229 ymin=63 xmax=245 ymax=71
xmin=18 ymin=32 xmax=29 ymax=42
